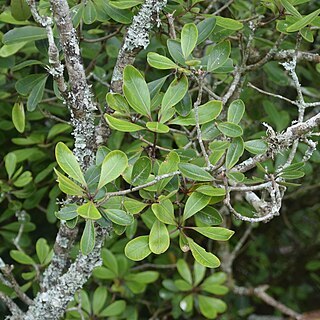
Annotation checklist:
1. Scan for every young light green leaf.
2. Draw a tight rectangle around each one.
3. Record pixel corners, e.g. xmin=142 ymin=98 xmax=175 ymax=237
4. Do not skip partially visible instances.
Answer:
xmin=215 ymin=16 xmax=243 ymax=30
xmin=196 ymin=185 xmax=226 ymax=197
xmin=55 ymin=204 xmax=78 ymax=221
xmin=54 ymin=168 xmax=85 ymax=196
xmin=181 ymin=23 xmax=198 ymax=59
xmin=105 ymin=114 xmax=145 ymax=132
xmin=188 ymin=238 xmax=220 ymax=268
xmin=160 ymin=75 xmax=188 ymax=117
xmin=192 ymin=227 xmax=234 ymax=241
xmin=47 ymin=123 xmax=72 ymax=140
xmin=109 ymin=0 xmax=143 ymax=9
xmin=10 ymin=250 xmax=35 ymax=265
xmin=227 ymin=99 xmax=245 ymax=124
xmin=80 ymin=219 xmax=96 ymax=255
xmin=123 ymin=65 xmax=150 ymax=117
xmin=103 ymin=209 xmax=133 ymax=226
xmin=197 ymin=17 xmax=216 ymax=45
xmin=55 ymin=142 xmax=86 ymax=185
xmin=287 ymin=8 xmax=320 ymax=32
xmin=201 ymin=283 xmax=229 ymax=295
xmin=27 ymin=75 xmax=47 ymax=111
xmin=183 ymin=192 xmax=211 ymax=221
xmin=106 ymin=93 xmax=130 ymax=114
xmin=12 ymin=101 xmax=25 ymax=133
xmin=93 ymin=287 xmax=108 ymax=315
xmin=157 ymin=151 xmax=180 ymax=191
xmin=125 ymin=235 xmax=151 ymax=261
xmin=226 ymin=137 xmax=244 ymax=169
xmin=177 ymin=259 xmax=192 ymax=284
xmin=146 ymin=122 xmax=170 ymax=133
xmin=77 ymin=201 xmax=102 ymax=220
xmin=3 ymin=26 xmax=47 ymax=44
xmin=147 ymin=52 xmax=178 ymax=69
xmin=280 ymin=0 xmax=301 ymax=18
xmin=5 ymin=153 xmax=17 ymax=179
xmin=178 ymin=163 xmax=213 ymax=182
xmin=180 ymin=294 xmax=193 ymax=312
xmin=280 ymin=170 xmax=305 ymax=179
xmin=36 ymin=238 xmax=50 ymax=264
xmin=98 ymin=150 xmax=128 ymax=189
xmin=217 ymin=122 xmax=243 ymax=137
xmin=207 ymin=41 xmax=231 ymax=72
xmin=100 ymin=300 xmax=126 ymax=317
xmin=198 ymin=295 xmax=226 ymax=318
xmin=151 ymin=199 xmax=176 ymax=225
xmin=244 ymin=140 xmax=268 ymax=154
xmin=11 ymin=0 xmax=31 ymax=21
xmin=13 ymin=171 xmax=32 ymax=187
xmin=149 ymin=220 xmax=170 ymax=254
xmin=131 ymin=157 xmax=151 ymax=185
xmin=167 ymin=39 xmax=185 ymax=65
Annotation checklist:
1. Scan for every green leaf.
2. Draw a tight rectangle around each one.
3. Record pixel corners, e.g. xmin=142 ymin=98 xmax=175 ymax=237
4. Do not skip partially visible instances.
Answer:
xmin=11 ymin=0 xmax=31 ymax=21
xmin=167 ymin=39 xmax=185 ymax=65
xmin=192 ymin=227 xmax=234 ymax=241
xmin=101 ymin=248 xmax=118 ymax=274
xmin=100 ymin=300 xmax=126 ymax=317
xmin=93 ymin=287 xmax=108 ymax=315
xmin=282 ymin=162 xmax=304 ymax=172
xmin=27 ymin=75 xmax=47 ymax=111
xmin=227 ymin=99 xmax=245 ymax=124
xmin=10 ymin=250 xmax=35 ymax=265
xmin=103 ymin=209 xmax=133 ymax=226
xmin=102 ymin=0 xmax=133 ymax=24
xmin=196 ymin=185 xmax=225 ymax=197
xmin=280 ymin=170 xmax=305 ymax=179
xmin=15 ymin=74 xmax=47 ymax=96
xmin=83 ymin=0 xmax=97 ymax=24
xmin=55 ymin=204 xmax=78 ymax=221
xmin=12 ymin=101 xmax=25 ymax=133
xmin=149 ymin=220 xmax=170 ymax=254
xmin=147 ymin=52 xmax=178 ymax=69
xmin=125 ymin=235 xmax=152 ymax=261
xmin=157 ymin=151 xmax=180 ymax=191
xmin=198 ymin=295 xmax=226 ymax=318
xmin=47 ymin=123 xmax=72 ymax=140
xmin=244 ymin=140 xmax=268 ymax=154
xmin=215 ymin=16 xmax=243 ymax=30
xmin=178 ymin=163 xmax=213 ymax=182
xmin=183 ymin=192 xmax=211 ymax=221
xmin=181 ymin=23 xmax=198 ymax=59
xmin=54 ymin=168 xmax=85 ymax=196
xmin=280 ymin=0 xmax=301 ymax=18
xmin=55 ymin=142 xmax=86 ymax=185
xmin=160 ymin=75 xmax=188 ymax=117
xmin=124 ymin=198 xmax=147 ymax=214
xmin=148 ymin=75 xmax=168 ymax=99
xmin=77 ymin=201 xmax=102 ymax=220
xmin=146 ymin=122 xmax=170 ymax=133
xmin=106 ymin=93 xmax=130 ymax=114
xmin=80 ymin=219 xmax=96 ymax=255
xmin=188 ymin=238 xmax=220 ymax=268
xmin=0 ymin=42 xmax=27 ymax=57
xmin=5 ymin=153 xmax=17 ymax=179
xmin=197 ymin=17 xmax=216 ymax=45
xmin=3 ymin=26 xmax=47 ymax=44
xmin=125 ymin=271 xmax=159 ymax=283
xmin=207 ymin=41 xmax=231 ymax=72
xmin=131 ymin=157 xmax=151 ymax=185
xmin=98 ymin=150 xmax=128 ymax=189
xmin=151 ymin=199 xmax=176 ymax=225
xmin=217 ymin=122 xmax=243 ymax=137
xmin=177 ymin=259 xmax=192 ymax=284
xmin=226 ymin=137 xmax=244 ymax=169
xmin=109 ymin=0 xmax=143 ymax=9
xmin=123 ymin=65 xmax=151 ymax=117
xmin=196 ymin=206 xmax=223 ymax=226
xmin=105 ymin=114 xmax=145 ymax=132
xmin=201 ymin=284 xmax=229 ymax=295
xmin=194 ymin=261 xmax=206 ymax=286
xmin=174 ymin=279 xmax=193 ymax=291
xmin=13 ymin=171 xmax=32 ymax=187
xmin=202 ymin=272 xmax=227 ymax=285
xmin=180 ymin=294 xmax=193 ymax=312
xmin=287 ymin=8 xmax=320 ymax=32
xmin=36 ymin=238 xmax=49 ymax=264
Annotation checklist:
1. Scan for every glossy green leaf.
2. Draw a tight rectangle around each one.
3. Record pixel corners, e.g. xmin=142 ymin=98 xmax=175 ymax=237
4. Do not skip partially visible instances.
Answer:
xmin=194 ymin=261 xmax=206 ymax=286
xmin=15 ymin=74 xmax=47 ymax=96
xmin=80 ymin=219 xmax=96 ymax=255
xmin=227 ymin=99 xmax=245 ymax=124
xmin=151 ymin=199 xmax=176 ymax=225
xmin=55 ymin=142 xmax=86 ymax=185
xmin=196 ymin=185 xmax=225 ymax=197
xmin=149 ymin=220 xmax=170 ymax=254
xmin=215 ymin=16 xmax=243 ymax=30
xmin=11 ymin=0 xmax=31 ymax=21
xmin=13 ymin=171 xmax=32 ymax=187
xmin=202 ymin=272 xmax=227 ymax=286
xmin=196 ymin=206 xmax=223 ymax=226
xmin=55 ymin=204 xmax=78 ymax=221
xmin=181 ymin=23 xmax=198 ymax=59
xmin=174 ymin=279 xmax=193 ymax=291
xmin=77 ymin=201 xmax=102 ymax=220
xmin=217 ymin=122 xmax=243 ymax=137
xmin=197 ymin=17 xmax=216 ymax=45
xmin=93 ymin=287 xmax=108 ymax=315
xmin=106 ymin=93 xmax=130 ymax=113
xmin=179 ymin=294 xmax=193 ymax=312
xmin=54 ymin=169 xmax=84 ymax=196
xmin=178 ymin=163 xmax=213 ymax=182
xmin=131 ymin=157 xmax=151 ymax=185
xmin=47 ymin=123 xmax=72 ymax=140
xmin=183 ymin=192 xmax=211 ymax=221
xmin=207 ymin=41 xmax=231 ymax=72
xmin=146 ymin=122 xmax=170 ymax=133
xmin=10 ymin=250 xmax=35 ymax=265
xmin=12 ymin=101 xmax=25 ymax=133
xmin=36 ymin=238 xmax=50 ymax=264
xmin=27 ymin=75 xmax=47 ymax=111
xmin=0 ymin=42 xmax=27 ymax=57
xmin=280 ymin=0 xmax=301 ymax=18
xmin=188 ymin=238 xmax=220 ymax=268
xmin=280 ymin=170 xmax=305 ymax=179
xmin=287 ymin=8 xmax=320 ymax=32
xmin=98 ymin=150 xmax=128 ymax=189
xmin=3 ymin=26 xmax=47 ymax=44
xmin=198 ymin=295 xmax=227 ymax=318
xmin=160 ymin=75 xmax=188 ymax=117
xmin=192 ymin=227 xmax=234 ymax=241
xmin=244 ymin=140 xmax=268 ymax=154
xmin=109 ymin=0 xmax=143 ymax=9
xmin=83 ymin=0 xmax=97 ymax=24
xmin=105 ymin=114 xmax=145 ymax=132
xmin=201 ymin=283 xmax=229 ymax=295
xmin=5 ymin=152 xmax=17 ymax=179
xmin=102 ymin=0 xmax=133 ymax=24
xmin=103 ymin=209 xmax=133 ymax=226
xmin=226 ymin=137 xmax=244 ymax=169
xmin=147 ymin=52 xmax=178 ymax=69
xmin=157 ymin=151 xmax=180 ymax=191
xmin=167 ymin=39 xmax=185 ymax=65
xmin=123 ymin=65 xmax=150 ymax=117
xmin=125 ymin=235 xmax=151 ymax=261
xmin=100 ymin=300 xmax=126 ymax=317
xmin=177 ymin=259 xmax=192 ymax=284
